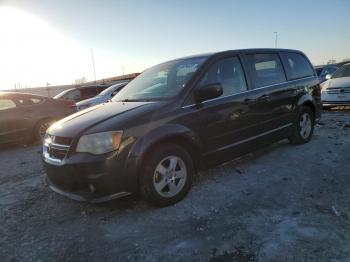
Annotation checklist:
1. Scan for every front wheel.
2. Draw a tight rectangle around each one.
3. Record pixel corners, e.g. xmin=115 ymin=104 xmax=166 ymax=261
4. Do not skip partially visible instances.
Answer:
xmin=289 ymin=107 xmax=314 ymax=145
xmin=139 ymin=143 xmax=194 ymax=206
xmin=34 ymin=118 xmax=55 ymax=141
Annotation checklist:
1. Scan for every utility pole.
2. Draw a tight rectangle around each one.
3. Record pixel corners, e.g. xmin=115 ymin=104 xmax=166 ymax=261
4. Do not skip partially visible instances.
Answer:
xmin=91 ymin=48 xmax=97 ymax=83
xmin=46 ymin=82 xmax=51 ymax=97
xmin=274 ymin=32 xmax=278 ymax=48
xmin=122 ymin=66 xmax=125 ymax=76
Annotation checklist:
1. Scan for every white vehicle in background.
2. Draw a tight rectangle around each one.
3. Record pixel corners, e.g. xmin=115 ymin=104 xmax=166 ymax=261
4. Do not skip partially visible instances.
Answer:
xmin=321 ymin=63 xmax=350 ymax=109
xmin=76 ymin=81 xmax=129 ymax=111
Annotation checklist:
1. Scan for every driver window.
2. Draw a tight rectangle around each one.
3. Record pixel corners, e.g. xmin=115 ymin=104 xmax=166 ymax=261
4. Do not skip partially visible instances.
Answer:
xmin=200 ymin=57 xmax=247 ymax=97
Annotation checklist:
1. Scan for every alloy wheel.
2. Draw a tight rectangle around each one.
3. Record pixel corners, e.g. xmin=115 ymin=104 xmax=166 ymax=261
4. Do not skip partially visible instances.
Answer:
xmin=153 ymin=155 xmax=187 ymax=198
xmin=299 ymin=112 xmax=312 ymax=139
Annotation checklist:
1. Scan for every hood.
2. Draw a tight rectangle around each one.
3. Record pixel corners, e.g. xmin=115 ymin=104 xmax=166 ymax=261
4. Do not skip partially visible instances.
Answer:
xmin=76 ymin=96 xmax=103 ymax=106
xmin=328 ymin=77 xmax=350 ymax=88
xmin=48 ymin=101 xmax=158 ymax=138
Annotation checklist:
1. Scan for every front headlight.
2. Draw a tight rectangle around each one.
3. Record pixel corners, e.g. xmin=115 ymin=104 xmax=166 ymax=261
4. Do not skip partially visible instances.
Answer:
xmin=76 ymin=131 xmax=123 ymax=155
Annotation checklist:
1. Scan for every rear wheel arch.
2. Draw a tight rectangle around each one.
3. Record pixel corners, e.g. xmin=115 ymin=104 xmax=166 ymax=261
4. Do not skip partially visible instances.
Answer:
xmin=302 ymin=101 xmax=315 ymax=117
xmin=295 ymin=93 xmax=317 ymax=117
xmin=33 ymin=117 xmax=56 ymax=140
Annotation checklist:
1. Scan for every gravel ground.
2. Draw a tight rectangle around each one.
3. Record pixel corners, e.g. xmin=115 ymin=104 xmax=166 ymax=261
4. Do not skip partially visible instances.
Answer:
xmin=1 ymin=110 xmax=350 ymax=262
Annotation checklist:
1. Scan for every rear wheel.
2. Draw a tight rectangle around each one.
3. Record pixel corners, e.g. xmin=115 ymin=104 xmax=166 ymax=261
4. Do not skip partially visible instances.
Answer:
xmin=289 ymin=106 xmax=314 ymax=145
xmin=139 ymin=143 xmax=194 ymax=206
xmin=34 ymin=118 xmax=55 ymax=141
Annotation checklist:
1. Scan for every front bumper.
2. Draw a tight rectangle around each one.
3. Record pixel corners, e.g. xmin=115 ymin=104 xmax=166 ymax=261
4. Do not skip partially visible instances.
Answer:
xmin=43 ymin=152 xmax=132 ymax=203
xmin=47 ymin=177 xmax=131 ymax=203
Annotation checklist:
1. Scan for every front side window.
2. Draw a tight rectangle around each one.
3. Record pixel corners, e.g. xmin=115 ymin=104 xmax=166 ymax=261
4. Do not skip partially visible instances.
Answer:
xmin=280 ymin=52 xmax=315 ymax=80
xmin=0 ymin=98 xmax=16 ymax=111
xmin=246 ymin=53 xmax=286 ymax=88
xmin=199 ymin=57 xmax=247 ymax=97
xmin=332 ymin=64 xmax=350 ymax=79
xmin=112 ymin=57 xmax=207 ymax=101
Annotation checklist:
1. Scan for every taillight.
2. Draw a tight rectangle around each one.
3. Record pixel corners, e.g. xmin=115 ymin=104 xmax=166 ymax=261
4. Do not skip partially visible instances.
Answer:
xmin=316 ymin=83 xmax=322 ymax=96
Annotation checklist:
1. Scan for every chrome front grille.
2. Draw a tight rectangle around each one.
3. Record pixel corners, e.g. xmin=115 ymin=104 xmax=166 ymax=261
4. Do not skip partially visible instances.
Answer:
xmin=326 ymin=87 xmax=350 ymax=94
xmin=43 ymin=135 xmax=72 ymax=165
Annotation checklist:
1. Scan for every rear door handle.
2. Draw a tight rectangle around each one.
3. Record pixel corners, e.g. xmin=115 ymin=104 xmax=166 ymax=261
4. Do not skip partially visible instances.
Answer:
xmin=257 ymin=94 xmax=270 ymax=102
xmin=244 ymin=98 xmax=254 ymax=105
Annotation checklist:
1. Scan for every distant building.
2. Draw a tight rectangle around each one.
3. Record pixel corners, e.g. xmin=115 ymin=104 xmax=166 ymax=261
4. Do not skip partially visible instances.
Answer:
xmin=327 ymin=59 xmax=337 ymax=65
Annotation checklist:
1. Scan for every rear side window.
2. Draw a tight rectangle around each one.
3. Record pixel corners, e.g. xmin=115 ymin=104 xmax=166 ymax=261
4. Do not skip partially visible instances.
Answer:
xmin=81 ymin=87 xmax=99 ymax=97
xmin=0 ymin=98 xmax=16 ymax=111
xmin=280 ymin=52 xmax=315 ymax=80
xmin=246 ymin=53 xmax=286 ymax=88
xmin=200 ymin=56 xmax=247 ymax=97
xmin=16 ymin=98 xmax=34 ymax=106
xmin=31 ymin=97 xmax=43 ymax=104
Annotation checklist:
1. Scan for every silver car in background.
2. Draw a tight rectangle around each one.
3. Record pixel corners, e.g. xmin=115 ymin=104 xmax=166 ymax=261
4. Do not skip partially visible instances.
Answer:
xmin=321 ymin=63 xmax=350 ymax=108
xmin=76 ymin=81 xmax=129 ymax=111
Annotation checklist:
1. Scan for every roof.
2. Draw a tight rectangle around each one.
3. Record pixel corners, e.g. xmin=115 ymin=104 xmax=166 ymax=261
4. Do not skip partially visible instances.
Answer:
xmin=0 ymin=91 xmax=47 ymax=98
xmin=166 ymin=48 xmax=306 ymax=63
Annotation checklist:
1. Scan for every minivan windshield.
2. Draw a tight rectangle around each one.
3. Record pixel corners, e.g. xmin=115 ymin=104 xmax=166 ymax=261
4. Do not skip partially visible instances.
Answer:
xmin=112 ymin=57 xmax=207 ymax=102
xmin=331 ymin=64 xmax=350 ymax=79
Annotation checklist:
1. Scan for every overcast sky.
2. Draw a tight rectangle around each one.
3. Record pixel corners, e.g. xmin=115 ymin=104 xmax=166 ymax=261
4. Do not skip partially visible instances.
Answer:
xmin=0 ymin=0 xmax=349 ymax=89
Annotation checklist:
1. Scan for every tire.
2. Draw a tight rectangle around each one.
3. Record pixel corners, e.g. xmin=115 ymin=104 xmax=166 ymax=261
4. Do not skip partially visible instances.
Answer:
xmin=139 ymin=143 xmax=194 ymax=207
xmin=289 ymin=106 xmax=315 ymax=145
xmin=33 ymin=118 xmax=55 ymax=141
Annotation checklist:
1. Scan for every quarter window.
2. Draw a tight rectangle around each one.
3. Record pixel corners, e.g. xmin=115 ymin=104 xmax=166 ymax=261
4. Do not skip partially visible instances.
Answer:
xmin=31 ymin=98 xmax=43 ymax=104
xmin=200 ymin=57 xmax=247 ymax=97
xmin=280 ymin=52 xmax=315 ymax=80
xmin=0 ymin=98 xmax=16 ymax=111
xmin=246 ymin=53 xmax=286 ymax=88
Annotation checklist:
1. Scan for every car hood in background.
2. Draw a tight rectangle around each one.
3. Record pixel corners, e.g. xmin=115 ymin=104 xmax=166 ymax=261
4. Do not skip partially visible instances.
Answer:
xmin=328 ymin=77 xmax=350 ymax=88
xmin=76 ymin=96 xmax=108 ymax=107
xmin=48 ymin=101 xmax=157 ymax=138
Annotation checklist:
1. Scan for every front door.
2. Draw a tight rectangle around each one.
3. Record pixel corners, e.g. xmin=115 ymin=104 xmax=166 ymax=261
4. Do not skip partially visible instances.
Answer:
xmin=182 ymin=55 xmax=269 ymax=155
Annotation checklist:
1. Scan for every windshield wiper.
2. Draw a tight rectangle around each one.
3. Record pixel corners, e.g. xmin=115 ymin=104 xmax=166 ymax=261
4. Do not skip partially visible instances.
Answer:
xmin=117 ymin=98 xmax=152 ymax=102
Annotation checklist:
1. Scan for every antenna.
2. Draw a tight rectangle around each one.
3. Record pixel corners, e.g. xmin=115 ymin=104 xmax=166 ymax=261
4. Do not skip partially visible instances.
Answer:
xmin=91 ymin=48 xmax=97 ymax=83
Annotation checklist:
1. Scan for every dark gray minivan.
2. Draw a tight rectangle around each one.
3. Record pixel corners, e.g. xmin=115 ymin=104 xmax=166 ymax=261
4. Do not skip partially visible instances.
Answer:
xmin=43 ymin=49 xmax=321 ymax=206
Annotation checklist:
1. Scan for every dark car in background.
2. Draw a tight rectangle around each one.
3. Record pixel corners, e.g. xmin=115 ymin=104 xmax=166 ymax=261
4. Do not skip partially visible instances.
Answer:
xmin=0 ymin=92 xmax=76 ymax=145
xmin=76 ymin=81 xmax=130 ymax=111
xmin=54 ymin=84 xmax=108 ymax=102
xmin=43 ymin=48 xmax=321 ymax=206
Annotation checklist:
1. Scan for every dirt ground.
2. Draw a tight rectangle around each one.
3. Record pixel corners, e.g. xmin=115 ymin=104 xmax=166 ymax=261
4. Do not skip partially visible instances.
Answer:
xmin=1 ymin=110 xmax=350 ymax=262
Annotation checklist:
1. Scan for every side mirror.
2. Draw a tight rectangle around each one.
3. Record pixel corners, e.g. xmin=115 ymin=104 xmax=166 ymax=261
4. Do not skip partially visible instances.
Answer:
xmin=195 ymin=83 xmax=223 ymax=101
xmin=325 ymin=74 xmax=332 ymax=80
